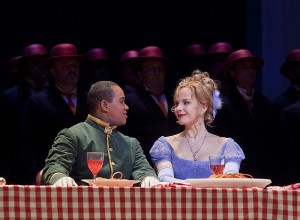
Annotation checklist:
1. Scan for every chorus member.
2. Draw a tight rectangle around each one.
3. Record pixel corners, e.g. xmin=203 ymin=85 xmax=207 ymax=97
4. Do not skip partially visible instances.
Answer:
xmin=0 ymin=43 xmax=49 ymax=184
xmin=275 ymin=49 xmax=300 ymax=113
xmin=118 ymin=46 xmax=182 ymax=166
xmin=20 ymin=43 xmax=88 ymax=184
xmin=80 ymin=47 xmax=117 ymax=93
xmin=212 ymin=49 xmax=281 ymax=184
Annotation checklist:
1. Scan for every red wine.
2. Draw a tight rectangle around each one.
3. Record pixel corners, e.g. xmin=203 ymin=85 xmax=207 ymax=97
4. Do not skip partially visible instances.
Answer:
xmin=210 ymin=165 xmax=225 ymax=175
xmin=87 ymin=160 xmax=103 ymax=177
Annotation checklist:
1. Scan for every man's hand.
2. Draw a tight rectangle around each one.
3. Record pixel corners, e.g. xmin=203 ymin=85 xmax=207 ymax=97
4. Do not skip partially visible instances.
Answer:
xmin=53 ymin=177 xmax=78 ymax=186
xmin=141 ymin=176 xmax=159 ymax=187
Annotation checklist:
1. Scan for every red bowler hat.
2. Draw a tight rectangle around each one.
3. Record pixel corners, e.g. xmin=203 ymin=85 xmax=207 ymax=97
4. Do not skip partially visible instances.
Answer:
xmin=185 ymin=43 xmax=206 ymax=57
xmin=9 ymin=55 xmax=22 ymax=67
xmin=280 ymin=49 xmax=300 ymax=77
xmin=120 ymin=50 xmax=139 ymax=63
xmin=48 ymin=43 xmax=83 ymax=63
xmin=137 ymin=46 xmax=170 ymax=66
xmin=19 ymin=43 xmax=48 ymax=63
xmin=222 ymin=49 xmax=264 ymax=75
xmin=208 ymin=42 xmax=233 ymax=56
xmin=9 ymin=55 xmax=22 ymax=77
xmin=86 ymin=48 xmax=109 ymax=62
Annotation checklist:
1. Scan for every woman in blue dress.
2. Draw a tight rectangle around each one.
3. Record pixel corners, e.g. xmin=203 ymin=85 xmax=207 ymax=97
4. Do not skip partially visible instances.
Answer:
xmin=150 ymin=70 xmax=245 ymax=182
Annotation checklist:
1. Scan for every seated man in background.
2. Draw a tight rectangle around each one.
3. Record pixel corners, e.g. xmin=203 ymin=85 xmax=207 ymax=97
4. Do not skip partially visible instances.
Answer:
xmin=42 ymin=81 xmax=159 ymax=187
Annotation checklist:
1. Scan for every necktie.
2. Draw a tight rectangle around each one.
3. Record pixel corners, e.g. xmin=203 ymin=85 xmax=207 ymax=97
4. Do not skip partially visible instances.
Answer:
xmin=245 ymin=99 xmax=253 ymax=114
xmin=66 ymin=94 xmax=76 ymax=115
xmin=155 ymin=94 xmax=168 ymax=117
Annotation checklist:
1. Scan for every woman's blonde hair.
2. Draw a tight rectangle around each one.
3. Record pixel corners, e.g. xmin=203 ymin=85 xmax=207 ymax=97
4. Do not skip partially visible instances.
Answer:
xmin=172 ymin=69 xmax=221 ymax=125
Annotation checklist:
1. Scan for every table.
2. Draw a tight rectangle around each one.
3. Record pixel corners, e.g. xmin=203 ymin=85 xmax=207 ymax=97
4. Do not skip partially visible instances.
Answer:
xmin=0 ymin=185 xmax=299 ymax=219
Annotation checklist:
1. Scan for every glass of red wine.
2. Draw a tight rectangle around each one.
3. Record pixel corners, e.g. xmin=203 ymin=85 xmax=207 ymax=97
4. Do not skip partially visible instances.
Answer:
xmin=87 ymin=152 xmax=104 ymax=180
xmin=209 ymin=155 xmax=225 ymax=175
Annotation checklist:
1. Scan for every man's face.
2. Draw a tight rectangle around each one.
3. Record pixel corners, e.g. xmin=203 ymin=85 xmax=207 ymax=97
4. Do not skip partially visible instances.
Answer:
xmin=208 ymin=54 xmax=228 ymax=78
xmin=106 ymin=86 xmax=129 ymax=126
xmin=121 ymin=62 xmax=141 ymax=88
xmin=87 ymin=62 xmax=112 ymax=82
xmin=51 ymin=59 xmax=80 ymax=86
xmin=231 ymin=60 xmax=257 ymax=88
xmin=139 ymin=59 xmax=166 ymax=93
xmin=27 ymin=57 xmax=49 ymax=80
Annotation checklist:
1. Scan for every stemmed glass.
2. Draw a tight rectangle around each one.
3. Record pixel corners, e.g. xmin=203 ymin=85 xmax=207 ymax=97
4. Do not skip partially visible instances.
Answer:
xmin=209 ymin=155 xmax=225 ymax=175
xmin=87 ymin=152 xmax=104 ymax=180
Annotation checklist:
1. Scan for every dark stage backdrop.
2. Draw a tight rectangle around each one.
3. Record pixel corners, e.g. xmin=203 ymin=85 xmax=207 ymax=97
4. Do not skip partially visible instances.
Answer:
xmin=0 ymin=0 xmax=246 ymax=89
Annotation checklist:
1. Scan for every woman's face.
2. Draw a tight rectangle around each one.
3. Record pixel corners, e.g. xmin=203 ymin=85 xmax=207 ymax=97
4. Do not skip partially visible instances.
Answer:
xmin=173 ymin=87 xmax=205 ymax=126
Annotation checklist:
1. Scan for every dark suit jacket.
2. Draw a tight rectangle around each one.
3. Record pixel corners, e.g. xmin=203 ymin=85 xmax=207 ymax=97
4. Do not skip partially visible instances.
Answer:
xmin=281 ymin=100 xmax=300 ymax=184
xmin=119 ymin=86 xmax=182 ymax=166
xmin=210 ymin=87 xmax=282 ymax=183
xmin=274 ymin=86 xmax=300 ymax=113
xmin=20 ymin=84 xmax=88 ymax=184
xmin=0 ymin=82 xmax=36 ymax=184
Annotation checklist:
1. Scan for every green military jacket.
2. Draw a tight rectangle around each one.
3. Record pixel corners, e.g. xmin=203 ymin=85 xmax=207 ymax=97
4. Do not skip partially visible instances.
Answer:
xmin=43 ymin=115 xmax=157 ymax=185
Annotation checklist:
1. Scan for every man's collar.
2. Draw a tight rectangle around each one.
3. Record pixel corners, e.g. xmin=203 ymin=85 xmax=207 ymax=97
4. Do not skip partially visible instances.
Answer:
xmin=56 ymin=85 xmax=77 ymax=96
xmin=87 ymin=114 xmax=116 ymax=136
xmin=236 ymin=86 xmax=254 ymax=100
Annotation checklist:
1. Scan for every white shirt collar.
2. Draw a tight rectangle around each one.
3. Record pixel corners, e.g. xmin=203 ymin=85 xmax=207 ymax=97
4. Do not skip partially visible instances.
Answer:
xmin=236 ymin=86 xmax=254 ymax=100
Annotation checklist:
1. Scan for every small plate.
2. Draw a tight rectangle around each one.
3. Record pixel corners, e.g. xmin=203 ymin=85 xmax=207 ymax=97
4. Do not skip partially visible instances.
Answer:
xmin=186 ymin=178 xmax=272 ymax=188
xmin=82 ymin=178 xmax=140 ymax=187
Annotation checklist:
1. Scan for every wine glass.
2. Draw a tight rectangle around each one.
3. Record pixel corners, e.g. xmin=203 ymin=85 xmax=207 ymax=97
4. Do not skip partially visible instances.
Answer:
xmin=209 ymin=155 xmax=225 ymax=175
xmin=87 ymin=152 xmax=104 ymax=180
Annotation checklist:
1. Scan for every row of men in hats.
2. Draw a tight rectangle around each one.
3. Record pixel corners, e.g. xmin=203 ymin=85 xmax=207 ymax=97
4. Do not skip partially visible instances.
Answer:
xmin=4 ymin=41 xmax=299 ymax=98
xmin=1 ymin=41 xmax=235 ymax=92
xmin=1 ymin=44 xmax=142 ymax=94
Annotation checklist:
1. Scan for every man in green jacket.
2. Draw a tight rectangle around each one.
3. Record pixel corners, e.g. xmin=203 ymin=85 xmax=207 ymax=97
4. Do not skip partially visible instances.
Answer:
xmin=42 ymin=81 xmax=159 ymax=187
